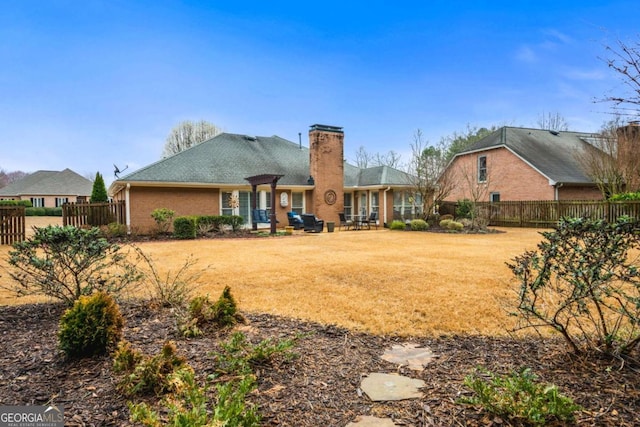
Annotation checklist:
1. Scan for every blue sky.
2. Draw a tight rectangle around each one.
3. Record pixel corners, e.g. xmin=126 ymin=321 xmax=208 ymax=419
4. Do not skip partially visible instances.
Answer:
xmin=1 ymin=1 xmax=638 ymax=184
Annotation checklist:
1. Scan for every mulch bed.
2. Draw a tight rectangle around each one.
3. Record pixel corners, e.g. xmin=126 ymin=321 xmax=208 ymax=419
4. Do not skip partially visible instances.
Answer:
xmin=0 ymin=302 xmax=638 ymax=426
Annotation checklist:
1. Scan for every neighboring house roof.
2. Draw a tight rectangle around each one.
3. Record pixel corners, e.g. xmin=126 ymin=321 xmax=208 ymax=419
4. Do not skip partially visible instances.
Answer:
xmin=455 ymin=127 xmax=599 ymax=185
xmin=113 ymin=132 xmax=413 ymax=189
xmin=0 ymin=168 xmax=93 ymax=197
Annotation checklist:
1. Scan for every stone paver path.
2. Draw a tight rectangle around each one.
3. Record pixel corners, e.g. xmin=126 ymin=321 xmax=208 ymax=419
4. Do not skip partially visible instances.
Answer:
xmin=360 ymin=372 xmax=425 ymax=401
xmin=349 ymin=342 xmax=435 ymax=426
xmin=345 ymin=415 xmax=397 ymax=427
xmin=380 ymin=343 xmax=437 ymax=371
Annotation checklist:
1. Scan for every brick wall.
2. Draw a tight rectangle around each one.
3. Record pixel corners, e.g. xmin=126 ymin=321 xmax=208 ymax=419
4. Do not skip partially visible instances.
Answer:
xmin=128 ymin=187 xmax=219 ymax=232
xmin=446 ymin=148 xmax=559 ymax=201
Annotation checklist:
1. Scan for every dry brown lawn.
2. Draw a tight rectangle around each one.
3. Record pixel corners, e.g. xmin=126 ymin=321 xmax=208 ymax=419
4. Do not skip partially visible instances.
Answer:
xmin=0 ymin=217 xmax=546 ymax=337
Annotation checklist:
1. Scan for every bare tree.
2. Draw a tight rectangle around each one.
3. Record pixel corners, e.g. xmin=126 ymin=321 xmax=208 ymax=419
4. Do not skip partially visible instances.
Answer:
xmin=353 ymin=146 xmax=374 ymax=169
xmin=602 ymin=38 xmax=640 ymax=118
xmin=581 ymin=119 xmax=625 ymax=197
xmin=536 ymin=111 xmax=570 ymax=131
xmin=407 ymin=129 xmax=454 ymax=218
xmin=455 ymin=154 xmax=497 ymax=230
xmin=353 ymin=146 xmax=403 ymax=169
xmin=162 ymin=120 xmax=222 ymax=158
xmin=373 ymin=150 xmax=403 ymax=169
xmin=0 ymin=169 xmax=27 ymax=189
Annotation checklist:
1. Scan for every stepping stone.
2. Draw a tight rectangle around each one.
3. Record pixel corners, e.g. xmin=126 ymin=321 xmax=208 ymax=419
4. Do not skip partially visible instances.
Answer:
xmin=381 ymin=343 xmax=437 ymax=371
xmin=346 ymin=415 xmax=396 ymax=426
xmin=360 ymin=372 xmax=425 ymax=401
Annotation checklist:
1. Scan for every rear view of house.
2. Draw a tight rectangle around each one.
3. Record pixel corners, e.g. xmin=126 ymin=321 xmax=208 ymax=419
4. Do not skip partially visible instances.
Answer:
xmin=109 ymin=124 xmax=416 ymax=232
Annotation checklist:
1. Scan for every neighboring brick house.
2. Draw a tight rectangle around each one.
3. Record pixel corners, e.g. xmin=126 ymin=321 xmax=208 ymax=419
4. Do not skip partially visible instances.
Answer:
xmin=0 ymin=168 xmax=92 ymax=207
xmin=109 ymin=124 xmax=415 ymax=232
xmin=442 ymin=127 xmax=604 ymax=203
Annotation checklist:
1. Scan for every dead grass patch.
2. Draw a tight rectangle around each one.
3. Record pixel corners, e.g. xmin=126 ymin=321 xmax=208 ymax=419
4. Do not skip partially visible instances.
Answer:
xmin=0 ymin=218 xmax=546 ymax=336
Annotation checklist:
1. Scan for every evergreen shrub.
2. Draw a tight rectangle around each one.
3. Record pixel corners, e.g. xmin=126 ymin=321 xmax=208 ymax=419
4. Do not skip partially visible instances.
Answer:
xmin=58 ymin=291 xmax=124 ymax=358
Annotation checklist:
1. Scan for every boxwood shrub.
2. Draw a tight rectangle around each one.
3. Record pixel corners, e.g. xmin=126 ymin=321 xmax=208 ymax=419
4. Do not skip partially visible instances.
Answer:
xmin=173 ymin=216 xmax=197 ymax=239
xmin=389 ymin=220 xmax=406 ymax=230
xmin=410 ymin=219 xmax=429 ymax=231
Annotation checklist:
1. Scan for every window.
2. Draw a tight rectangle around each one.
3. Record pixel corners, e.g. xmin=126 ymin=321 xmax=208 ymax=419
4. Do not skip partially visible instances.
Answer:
xmin=30 ymin=197 xmax=45 ymax=208
xmin=265 ymin=191 xmax=271 ymax=212
xmin=55 ymin=197 xmax=69 ymax=207
xmin=490 ymin=192 xmax=500 ymax=202
xmin=393 ymin=191 xmax=414 ymax=220
xmin=478 ymin=155 xmax=487 ymax=182
xmin=343 ymin=193 xmax=352 ymax=217
xmin=370 ymin=192 xmax=379 ymax=214
xmin=221 ymin=191 xmax=234 ymax=216
xmin=291 ymin=192 xmax=304 ymax=213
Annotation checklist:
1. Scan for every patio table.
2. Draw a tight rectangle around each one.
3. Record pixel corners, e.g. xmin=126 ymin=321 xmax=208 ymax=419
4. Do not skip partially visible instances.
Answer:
xmin=351 ymin=215 xmax=363 ymax=230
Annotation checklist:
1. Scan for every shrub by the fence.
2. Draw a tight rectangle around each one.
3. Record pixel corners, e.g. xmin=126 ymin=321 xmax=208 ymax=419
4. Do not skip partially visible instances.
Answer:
xmin=25 ymin=207 xmax=46 ymax=216
xmin=0 ymin=200 xmax=32 ymax=207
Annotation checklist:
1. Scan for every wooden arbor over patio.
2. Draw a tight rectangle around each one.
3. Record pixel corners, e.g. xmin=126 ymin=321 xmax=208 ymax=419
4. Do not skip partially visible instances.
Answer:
xmin=245 ymin=174 xmax=283 ymax=234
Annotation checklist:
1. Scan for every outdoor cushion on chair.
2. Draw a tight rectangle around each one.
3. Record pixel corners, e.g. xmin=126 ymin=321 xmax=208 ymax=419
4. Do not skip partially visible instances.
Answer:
xmin=301 ymin=214 xmax=324 ymax=232
xmin=287 ymin=211 xmax=304 ymax=230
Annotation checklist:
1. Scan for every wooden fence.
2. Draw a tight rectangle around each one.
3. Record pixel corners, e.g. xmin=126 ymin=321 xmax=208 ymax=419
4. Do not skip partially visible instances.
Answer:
xmin=62 ymin=201 xmax=126 ymax=227
xmin=0 ymin=206 xmax=26 ymax=245
xmin=440 ymin=200 xmax=640 ymax=228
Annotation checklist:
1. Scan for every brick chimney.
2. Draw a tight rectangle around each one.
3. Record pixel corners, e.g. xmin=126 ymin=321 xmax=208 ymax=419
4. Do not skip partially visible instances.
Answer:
xmin=617 ymin=121 xmax=640 ymax=191
xmin=308 ymin=124 xmax=344 ymax=222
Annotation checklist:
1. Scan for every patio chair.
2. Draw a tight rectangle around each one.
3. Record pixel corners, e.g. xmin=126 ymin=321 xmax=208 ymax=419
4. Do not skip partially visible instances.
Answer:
xmin=287 ymin=211 xmax=305 ymax=230
xmin=361 ymin=212 xmax=378 ymax=230
xmin=301 ymin=214 xmax=324 ymax=233
xmin=338 ymin=212 xmax=353 ymax=230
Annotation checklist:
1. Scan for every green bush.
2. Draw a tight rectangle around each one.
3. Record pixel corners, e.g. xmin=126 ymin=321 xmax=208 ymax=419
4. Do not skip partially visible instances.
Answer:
xmin=224 ymin=215 xmax=244 ymax=231
xmin=196 ymin=215 xmax=225 ymax=234
xmin=7 ymin=225 xmax=142 ymax=305
xmin=187 ymin=286 xmax=241 ymax=329
xmin=128 ymin=331 xmax=296 ymax=427
xmin=26 ymin=207 xmax=46 ymax=216
xmin=389 ymin=220 xmax=406 ymax=230
xmin=0 ymin=200 xmax=31 ymax=207
xmin=410 ymin=219 xmax=429 ymax=231
xmin=58 ymin=292 xmax=124 ymax=358
xmin=461 ymin=367 xmax=581 ymax=425
xmin=173 ymin=216 xmax=197 ymax=239
xmin=609 ymin=192 xmax=640 ymax=201
xmin=508 ymin=216 xmax=640 ymax=356
xmin=129 ymin=366 xmax=260 ymax=427
xmin=114 ymin=340 xmax=191 ymax=397
xmin=440 ymin=219 xmax=464 ymax=231
xmin=101 ymin=222 xmax=127 ymax=238
xmin=43 ymin=207 xmax=63 ymax=216
xmin=150 ymin=208 xmax=175 ymax=234
xmin=455 ymin=199 xmax=474 ymax=219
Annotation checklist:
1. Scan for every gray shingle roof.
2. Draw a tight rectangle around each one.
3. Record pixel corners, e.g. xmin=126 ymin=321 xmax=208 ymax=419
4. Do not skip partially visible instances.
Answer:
xmin=458 ymin=127 xmax=598 ymax=185
xmin=0 ymin=168 xmax=93 ymax=196
xmin=118 ymin=132 xmax=413 ymax=188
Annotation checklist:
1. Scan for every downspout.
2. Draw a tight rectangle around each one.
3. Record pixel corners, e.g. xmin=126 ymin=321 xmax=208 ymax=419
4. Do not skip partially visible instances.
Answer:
xmin=383 ymin=186 xmax=391 ymax=226
xmin=125 ymin=183 xmax=131 ymax=234
xmin=555 ymin=182 xmax=563 ymax=201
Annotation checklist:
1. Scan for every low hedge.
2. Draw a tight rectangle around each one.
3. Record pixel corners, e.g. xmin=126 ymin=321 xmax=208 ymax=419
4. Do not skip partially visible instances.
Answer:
xmin=25 ymin=207 xmax=62 ymax=216
xmin=0 ymin=200 xmax=32 ymax=207
xmin=174 ymin=214 xmax=246 ymax=239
